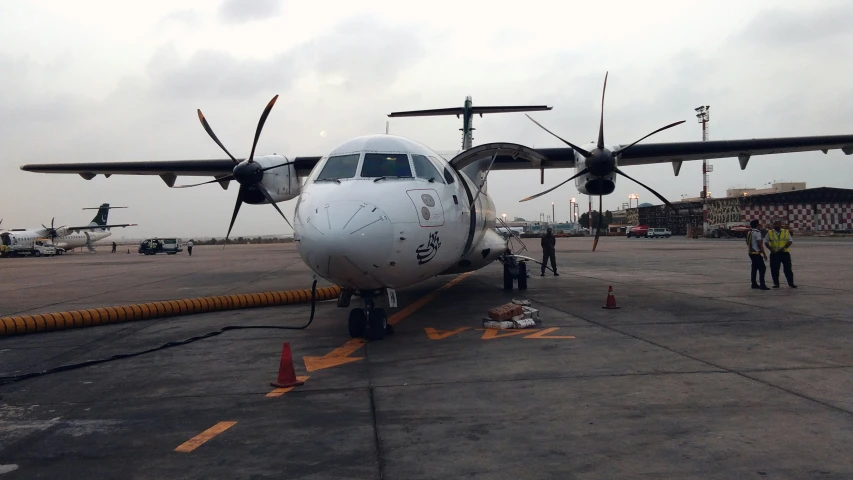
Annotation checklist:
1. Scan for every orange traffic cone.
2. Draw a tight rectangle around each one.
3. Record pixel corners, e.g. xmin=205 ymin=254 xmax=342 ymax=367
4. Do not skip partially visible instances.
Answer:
xmin=270 ymin=342 xmax=305 ymax=388
xmin=603 ymin=286 xmax=620 ymax=309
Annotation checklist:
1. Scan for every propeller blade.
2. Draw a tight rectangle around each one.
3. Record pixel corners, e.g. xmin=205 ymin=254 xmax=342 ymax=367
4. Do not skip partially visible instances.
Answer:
xmin=525 ymin=115 xmax=591 ymax=158
xmin=614 ymin=167 xmax=679 ymax=213
xmin=260 ymin=160 xmax=296 ymax=172
xmin=256 ymin=183 xmax=294 ymax=230
xmin=173 ymin=174 xmax=235 ymax=189
xmin=247 ymin=95 xmax=279 ymax=164
xmin=597 ymin=72 xmax=608 ymax=150
xmin=225 ymin=185 xmax=246 ymax=246
xmin=519 ymin=168 xmax=589 ymax=202
xmin=197 ymin=109 xmax=238 ymax=164
xmin=613 ymin=120 xmax=686 ymax=157
xmin=592 ymin=194 xmax=604 ymax=251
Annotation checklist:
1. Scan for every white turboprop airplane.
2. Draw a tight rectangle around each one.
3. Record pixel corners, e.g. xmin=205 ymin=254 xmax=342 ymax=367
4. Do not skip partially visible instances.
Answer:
xmin=20 ymin=73 xmax=853 ymax=340
xmin=0 ymin=204 xmax=136 ymax=254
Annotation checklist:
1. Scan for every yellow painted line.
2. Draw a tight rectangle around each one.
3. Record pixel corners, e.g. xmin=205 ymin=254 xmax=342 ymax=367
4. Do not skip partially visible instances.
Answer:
xmin=388 ymin=272 xmax=472 ymax=325
xmin=266 ymin=376 xmax=310 ymax=397
xmin=303 ymin=339 xmax=366 ymax=372
xmin=480 ymin=328 xmax=533 ymax=340
xmin=174 ymin=421 xmax=237 ymax=453
xmin=424 ymin=327 xmax=471 ymax=340
xmin=523 ymin=327 xmax=575 ymax=339
xmin=299 ymin=273 xmax=472 ymax=374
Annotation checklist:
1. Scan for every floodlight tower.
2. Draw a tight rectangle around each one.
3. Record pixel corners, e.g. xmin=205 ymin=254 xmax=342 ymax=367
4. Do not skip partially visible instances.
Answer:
xmin=696 ymin=105 xmax=711 ymax=235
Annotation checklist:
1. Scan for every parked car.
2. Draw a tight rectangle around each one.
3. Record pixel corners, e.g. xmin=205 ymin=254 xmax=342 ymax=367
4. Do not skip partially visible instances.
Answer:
xmin=138 ymin=237 xmax=183 ymax=255
xmin=626 ymin=225 xmax=650 ymax=238
xmin=648 ymin=228 xmax=672 ymax=238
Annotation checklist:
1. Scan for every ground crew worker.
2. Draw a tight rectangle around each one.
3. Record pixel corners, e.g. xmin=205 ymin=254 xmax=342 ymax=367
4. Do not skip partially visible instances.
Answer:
xmin=540 ymin=227 xmax=558 ymax=276
xmin=111 ymin=241 xmax=116 ymax=253
xmin=764 ymin=219 xmax=797 ymax=288
xmin=747 ymin=219 xmax=769 ymax=290
xmin=187 ymin=239 xmax=194 ymax=256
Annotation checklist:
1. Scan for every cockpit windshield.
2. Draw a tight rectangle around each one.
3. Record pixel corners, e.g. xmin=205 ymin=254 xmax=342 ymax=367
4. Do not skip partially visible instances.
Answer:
xmin=316 ymin=153 xmax=360 ymax=181
xmin=361 ymin=153 xmax=412 ymax=178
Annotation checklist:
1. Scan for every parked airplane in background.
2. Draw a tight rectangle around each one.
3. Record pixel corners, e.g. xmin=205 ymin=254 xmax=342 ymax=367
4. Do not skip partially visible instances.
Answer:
xmin=20 ymin=73 xmax=853 ymax=339
xmin=0 ymin=204 xmax=136 ymax=254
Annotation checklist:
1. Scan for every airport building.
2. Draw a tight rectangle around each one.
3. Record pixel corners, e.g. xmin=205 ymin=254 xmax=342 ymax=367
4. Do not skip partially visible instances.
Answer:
xmin=626 ymin=183 xmax=853 ymax=235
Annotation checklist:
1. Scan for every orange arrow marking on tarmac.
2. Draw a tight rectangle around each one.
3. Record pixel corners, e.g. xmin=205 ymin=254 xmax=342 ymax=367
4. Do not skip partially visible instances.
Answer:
xmin=480 ymin=328 xmax=535 ymax=340
xmin=303 ymin=339 xmax=366 ymax=372
xmin=523 ymin=327 xmax=575 ymax=339
xmin=425 ymin=327 xmax=471 ymax=340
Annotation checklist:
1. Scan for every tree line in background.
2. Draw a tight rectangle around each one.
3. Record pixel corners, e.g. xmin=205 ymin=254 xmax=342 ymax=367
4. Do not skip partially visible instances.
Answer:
xmin=196 ymin=237 xmax=295 ymax=245
xmin=513 ymin=211 xmax=615 ymax=232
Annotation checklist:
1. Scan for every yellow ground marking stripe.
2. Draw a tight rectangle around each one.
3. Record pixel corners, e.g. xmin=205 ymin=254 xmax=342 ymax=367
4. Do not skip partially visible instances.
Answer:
xmin=266 ymin=376 xmax=310 ymax=397
xmin=301 ymin=272 xmax=473 ymax=374
xmin=174 ymin=421 xmax=237 ymax=453
xmin=303 ymin=338 xmax=366 ymax=372
xmin=424 ymin=327 xmax=471 ymax=340
xmin=387 ymin=272 xmax=472 ymax=326
xmin=480 ymin=328 xmax=533 ymax=340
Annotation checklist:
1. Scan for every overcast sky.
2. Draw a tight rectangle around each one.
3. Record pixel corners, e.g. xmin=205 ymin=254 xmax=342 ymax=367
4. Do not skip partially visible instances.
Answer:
xmin=2 ymin=0 xmax=852 ymax=238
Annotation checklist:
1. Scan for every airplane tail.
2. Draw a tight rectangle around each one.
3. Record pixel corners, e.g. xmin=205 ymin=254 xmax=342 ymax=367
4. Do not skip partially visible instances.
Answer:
xmin=82 ymin=204 xmax=127 ymax=229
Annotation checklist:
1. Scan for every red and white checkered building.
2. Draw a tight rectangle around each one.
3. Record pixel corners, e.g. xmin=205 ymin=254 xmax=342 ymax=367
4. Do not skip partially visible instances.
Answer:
xmin=635 ymin=187 xmax=853 ymax=235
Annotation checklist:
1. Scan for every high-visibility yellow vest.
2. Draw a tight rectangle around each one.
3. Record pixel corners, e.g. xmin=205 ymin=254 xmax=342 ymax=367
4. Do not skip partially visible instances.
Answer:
xmin=766 ymin=229 xmax=791 ymax=253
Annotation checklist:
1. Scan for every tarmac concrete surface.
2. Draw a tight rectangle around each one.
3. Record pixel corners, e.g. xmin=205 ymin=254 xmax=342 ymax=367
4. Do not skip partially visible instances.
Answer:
xmin=1 ymin=237 xmax=852 ymax=479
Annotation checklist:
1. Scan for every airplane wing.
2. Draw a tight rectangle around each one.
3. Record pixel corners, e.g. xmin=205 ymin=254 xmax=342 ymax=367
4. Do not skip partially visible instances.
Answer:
xmin=19 ymin=134 xmax=853 ymax=183
xmin=483 ymin=134 xmax=853 ymax=173
xmin=65 ymin=224 xmax=138 ymax=231
xmin=19 ymin=157 xmax=323 ymax=186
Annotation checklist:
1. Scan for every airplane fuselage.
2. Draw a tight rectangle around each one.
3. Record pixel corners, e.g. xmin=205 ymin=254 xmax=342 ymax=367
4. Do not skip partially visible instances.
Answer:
xmin=1 ymin=229 xmax=111 ymax=251
xmin=292 ymin=135 xmax=506 ymax=291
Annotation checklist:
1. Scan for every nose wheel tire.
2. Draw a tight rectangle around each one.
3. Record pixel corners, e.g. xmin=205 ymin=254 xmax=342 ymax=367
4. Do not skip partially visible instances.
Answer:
xmin=348 ymin=309 xmax=367 ymax=338
xmin=364 ymin=308 xmax=387 ymax=341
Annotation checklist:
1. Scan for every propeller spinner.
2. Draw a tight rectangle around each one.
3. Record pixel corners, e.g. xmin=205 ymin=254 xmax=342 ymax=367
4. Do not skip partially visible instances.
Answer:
xmin=176 ymin=95 xmax=295 ymax=244
xmin=521 ymin=72 xmax=684 ymax=251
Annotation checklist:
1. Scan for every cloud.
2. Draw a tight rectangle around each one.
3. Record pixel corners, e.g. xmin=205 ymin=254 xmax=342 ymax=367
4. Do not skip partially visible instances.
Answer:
xmin=217 ymin=0 xmax=284 ymax=24
xmin=156 ymin=9 xmax=204 ymax=29
xmin=146 ymin=45 xmax=297 ymax=100
xmin=293 ymin=15 xmax=427 ymax=90
xmin=733 ymin=3 xmax=853 ymax=49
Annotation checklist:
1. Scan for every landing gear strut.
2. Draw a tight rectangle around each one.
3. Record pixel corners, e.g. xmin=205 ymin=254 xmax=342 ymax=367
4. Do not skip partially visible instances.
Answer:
xmin=348 ymin=291 xmax=394 ymax=341
xmin=502 ymin=255 xmax=528 ymax=291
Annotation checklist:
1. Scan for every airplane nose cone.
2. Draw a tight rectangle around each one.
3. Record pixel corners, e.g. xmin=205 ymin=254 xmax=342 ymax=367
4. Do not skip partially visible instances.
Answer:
xmin=297 ymin=200 xmax=394 ymax=288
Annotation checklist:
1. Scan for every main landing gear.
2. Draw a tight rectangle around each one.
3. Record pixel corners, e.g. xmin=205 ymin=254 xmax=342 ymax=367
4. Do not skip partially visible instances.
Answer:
xmin=502 ymin=255 xmax=528 ymax=291
xmin=347 ymin=290 xmax=394 ymax=341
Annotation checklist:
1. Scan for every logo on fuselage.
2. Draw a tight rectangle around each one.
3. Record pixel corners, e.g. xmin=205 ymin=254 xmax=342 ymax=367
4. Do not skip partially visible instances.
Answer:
xmin=416 ymin=231 xmax=441 ymax=265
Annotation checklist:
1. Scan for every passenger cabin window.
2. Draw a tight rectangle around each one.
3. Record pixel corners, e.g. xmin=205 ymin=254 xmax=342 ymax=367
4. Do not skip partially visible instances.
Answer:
xmin=361 ymin=153 xmax=412 ymax=178
xmin=411 ymin=154 xmax=443 ymax=183
xmin=317 ymin=153 xmax=360 ymax=180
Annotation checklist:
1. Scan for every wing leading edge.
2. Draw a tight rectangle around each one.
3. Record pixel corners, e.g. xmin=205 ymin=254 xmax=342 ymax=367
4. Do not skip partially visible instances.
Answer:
xmin=19 ymin=134 xmax=853 ymax=180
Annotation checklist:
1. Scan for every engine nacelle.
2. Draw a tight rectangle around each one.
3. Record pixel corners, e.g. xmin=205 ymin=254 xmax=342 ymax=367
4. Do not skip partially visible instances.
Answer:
xmin=250 ymin=155 xmax=301 ymax=204
xmin=575 ymin=170 xmax=617 ymax=196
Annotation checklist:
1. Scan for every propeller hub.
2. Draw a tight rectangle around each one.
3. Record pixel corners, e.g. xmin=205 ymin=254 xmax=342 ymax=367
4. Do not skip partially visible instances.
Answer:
xmin=233 ymin=160 xmax=264 ymax=186
xmin=585 ymin=149 xmax=616 ymax=177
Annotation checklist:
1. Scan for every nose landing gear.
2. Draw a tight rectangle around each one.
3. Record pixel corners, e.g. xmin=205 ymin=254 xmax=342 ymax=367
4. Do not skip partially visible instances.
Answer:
xmin=347 ymin=291 xmax=393 ymax=341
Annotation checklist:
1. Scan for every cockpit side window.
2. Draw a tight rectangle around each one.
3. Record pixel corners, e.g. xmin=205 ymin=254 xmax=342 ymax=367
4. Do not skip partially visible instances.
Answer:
xmin=411 ymin=154 xmax=443 ymax=183
xmin=317 ymin=153 xmax=360 ymax=180
xmin=361 ymin=153 xmax=412 ymax=178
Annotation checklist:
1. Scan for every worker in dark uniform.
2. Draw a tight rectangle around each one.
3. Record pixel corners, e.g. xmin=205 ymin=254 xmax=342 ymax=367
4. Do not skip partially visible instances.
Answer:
xmin=111 ymin=241 xmax=116 ymax=253
xmin=747 ymin=219 xmax=769 ymax=290
xmin=764 ymin=219 xmax=797 ymax=288
xmin=540 ymin=227 xmax=558 ymax=276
